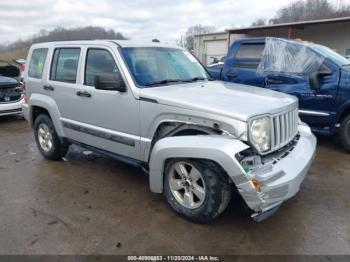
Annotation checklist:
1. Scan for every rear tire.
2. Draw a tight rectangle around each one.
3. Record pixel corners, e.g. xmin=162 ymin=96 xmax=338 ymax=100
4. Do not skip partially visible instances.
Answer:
xmin=163 ymin=159 xmax=231 ymax=223
xmin=339 ymin=115 xmax=350 ymax=153
xmin=34 ymin=114 xmax=68 ymax=160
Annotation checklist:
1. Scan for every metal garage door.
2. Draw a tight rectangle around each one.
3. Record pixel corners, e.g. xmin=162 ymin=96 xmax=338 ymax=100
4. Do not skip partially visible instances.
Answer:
xmin=204 ymin=40 xmax=227 ymax=65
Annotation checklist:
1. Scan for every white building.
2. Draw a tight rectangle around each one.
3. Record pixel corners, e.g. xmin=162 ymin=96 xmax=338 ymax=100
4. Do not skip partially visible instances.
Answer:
xmin=194 ymin=17 xmax=350 ymax=65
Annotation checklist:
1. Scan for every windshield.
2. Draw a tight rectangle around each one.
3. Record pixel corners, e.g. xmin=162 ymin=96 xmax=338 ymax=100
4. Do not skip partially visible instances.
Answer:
xmin=121 ymin=47 xmax=209 ymax=87
xmin=310 ymin=44 xmax=349 ymax=66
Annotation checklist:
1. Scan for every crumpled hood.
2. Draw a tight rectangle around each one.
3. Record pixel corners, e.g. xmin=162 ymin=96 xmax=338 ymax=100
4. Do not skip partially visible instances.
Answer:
xmin=140 ymin=81 xmax=298 ymax=121
xmin=0 ymin=76 xmax=18 ymax=88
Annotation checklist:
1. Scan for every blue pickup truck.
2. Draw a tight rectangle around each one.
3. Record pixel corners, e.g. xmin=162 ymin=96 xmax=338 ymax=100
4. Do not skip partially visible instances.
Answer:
xmin=207 ymin=37 xmax=350 ymax=152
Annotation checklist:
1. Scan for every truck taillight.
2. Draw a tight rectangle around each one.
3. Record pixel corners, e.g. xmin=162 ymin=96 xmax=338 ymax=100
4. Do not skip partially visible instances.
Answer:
xmin=22 ymin=80 xmax=28 ymax=104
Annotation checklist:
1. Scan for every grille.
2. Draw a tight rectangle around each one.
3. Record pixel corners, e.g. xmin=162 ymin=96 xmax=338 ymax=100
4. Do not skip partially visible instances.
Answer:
xmin=271 ymin=108 xmax=299 ymax=151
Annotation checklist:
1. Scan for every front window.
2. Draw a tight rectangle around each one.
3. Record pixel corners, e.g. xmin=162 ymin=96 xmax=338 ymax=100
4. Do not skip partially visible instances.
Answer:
xmin=121 ymin=47 xmax=209 ymax=87
xmin=85 ymin=48 xmax=121 ymax=86
xmin=310 ymin=44 xmax=350 ymax=66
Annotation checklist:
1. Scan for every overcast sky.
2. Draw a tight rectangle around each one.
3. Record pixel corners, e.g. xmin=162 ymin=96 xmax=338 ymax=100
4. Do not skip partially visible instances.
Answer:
xmin=0 ymin=0 xmax=343 ymax=44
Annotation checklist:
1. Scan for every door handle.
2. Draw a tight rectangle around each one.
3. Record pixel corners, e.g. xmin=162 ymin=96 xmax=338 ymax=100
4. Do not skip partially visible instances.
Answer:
xmin=43 ymin=85 xmax=54 ymax=91
xmin=226 ymin=72 xmax=238 ymax=78
xmin=76 ymin=91 xmax=91 ymax=98
xmin=266 ymin=79 xmax=283 ymax=84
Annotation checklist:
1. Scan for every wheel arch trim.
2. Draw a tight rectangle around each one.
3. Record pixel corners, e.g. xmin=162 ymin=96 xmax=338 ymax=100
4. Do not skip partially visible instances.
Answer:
xmin=29 ymin=94 xmax=64 ymax=137
xmin=148 ymin=135 xmax=250 ymax=193
xmin=335 ymin=101 xmax=350 ymax=125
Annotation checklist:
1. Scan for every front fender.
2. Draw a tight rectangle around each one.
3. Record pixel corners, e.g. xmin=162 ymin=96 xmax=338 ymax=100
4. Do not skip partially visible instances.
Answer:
xmin=149 ymin=135 xmax=250 ymax=193
xmin=29 ymin=93 xmax=64 ymax=137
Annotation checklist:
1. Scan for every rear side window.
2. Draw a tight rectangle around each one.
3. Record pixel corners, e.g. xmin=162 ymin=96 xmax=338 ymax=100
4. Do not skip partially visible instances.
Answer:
xmin=85 ymin=49 xmax=120 ymax=86
xmin=50 ymin=48 xmax=80 ymax=83
xmin=234 ymin=44 xmax=265 ymax=60
xmin=28 ymin=48 xmax=48 ymax=79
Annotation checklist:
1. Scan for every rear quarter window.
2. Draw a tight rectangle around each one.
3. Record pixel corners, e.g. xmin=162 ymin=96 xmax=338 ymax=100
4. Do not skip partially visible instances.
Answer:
xmin=234 ymin=44 xmax=265 ymax=60
xmin=28 ymin=48 xmax=48 ymax=79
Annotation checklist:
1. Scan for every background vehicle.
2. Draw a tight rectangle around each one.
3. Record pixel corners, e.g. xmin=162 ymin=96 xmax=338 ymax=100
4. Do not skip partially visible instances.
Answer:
xmin=14 ymin=59 xmax=26 ymax=83
xmin=207 ymin=37 xmax=350 ymax=152
xmin=23 ymin=40 xmax=316 ymax=223
xmin=207 ymin=56 xmax=226 ymax=67
xmin=0 ymin=60 xmax=24 ymax=116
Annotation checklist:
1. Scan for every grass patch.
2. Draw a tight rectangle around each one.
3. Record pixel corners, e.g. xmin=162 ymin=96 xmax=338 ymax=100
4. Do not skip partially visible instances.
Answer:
xmin=0 ymin=48 xmax=29 ymax=62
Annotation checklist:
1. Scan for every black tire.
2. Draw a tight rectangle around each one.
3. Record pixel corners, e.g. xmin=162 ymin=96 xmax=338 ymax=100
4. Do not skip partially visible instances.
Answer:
xmin=163 ymin=159 xmax=232 ymax=223
xmin=340 ymin=115 xmax=350 ymax=153
xmin=34 ymin=114 xmax=68 ymax=160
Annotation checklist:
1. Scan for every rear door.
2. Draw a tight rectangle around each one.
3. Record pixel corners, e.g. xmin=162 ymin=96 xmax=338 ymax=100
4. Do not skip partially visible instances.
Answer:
xmin=221 ymin=41 xmax=265 ymax=86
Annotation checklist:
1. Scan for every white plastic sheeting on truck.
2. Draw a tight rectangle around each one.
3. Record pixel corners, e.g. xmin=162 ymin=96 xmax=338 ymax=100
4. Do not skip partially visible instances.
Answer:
xmin=256 ymin=37 xmax=325 ymax=79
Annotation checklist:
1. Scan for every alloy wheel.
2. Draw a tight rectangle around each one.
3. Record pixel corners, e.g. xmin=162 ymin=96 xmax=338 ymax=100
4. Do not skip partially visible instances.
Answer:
xmin=168 ymin=161 xmax=206 ymax=209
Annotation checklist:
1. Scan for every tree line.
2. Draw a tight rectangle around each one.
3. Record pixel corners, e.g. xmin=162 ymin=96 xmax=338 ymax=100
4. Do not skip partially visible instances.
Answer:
xmin=252 ymin=0 xmax=350 ymax=26
xmin=0 ymin=26 xmax=127 ymax=53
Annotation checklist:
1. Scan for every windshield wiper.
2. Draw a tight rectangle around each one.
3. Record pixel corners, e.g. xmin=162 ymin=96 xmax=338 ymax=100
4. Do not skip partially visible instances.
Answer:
xmin=144 ymin=79 xmax=185 ymax=87
xmin=144 ymin=77 xmax=209 ymax=87
xmin=184 ymin=77 xmax=207 ymax=82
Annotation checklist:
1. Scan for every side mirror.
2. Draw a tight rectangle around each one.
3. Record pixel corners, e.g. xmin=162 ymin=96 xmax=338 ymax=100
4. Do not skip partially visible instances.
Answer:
xmin=95 ymin=74 xmax=126 ymax=92
xmin=309 ymin=71 xmax=320 ymax=90
xmin=309 ymin=66 xmax=332 ymax=90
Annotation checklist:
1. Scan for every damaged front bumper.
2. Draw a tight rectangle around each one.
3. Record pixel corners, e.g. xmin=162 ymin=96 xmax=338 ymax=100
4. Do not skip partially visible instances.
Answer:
xmin=237 ymin=123 xmax=317 ymax=221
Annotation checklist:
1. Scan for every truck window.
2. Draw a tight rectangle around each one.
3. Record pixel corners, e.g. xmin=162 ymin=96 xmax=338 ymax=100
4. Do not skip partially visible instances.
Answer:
xmin=28 ymin=48 xmax=48 ymax=79
xmin=84 ymin=49 xmax=120 ymax=86
xmin=234 ymin=44 xmax=265 ymax=61
xmin=50 ymin=48 xmax=80 ymax=83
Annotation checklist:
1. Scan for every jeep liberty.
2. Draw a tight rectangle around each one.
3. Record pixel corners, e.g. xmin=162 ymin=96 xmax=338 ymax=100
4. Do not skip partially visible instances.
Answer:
xmin=23 ymin=40 xmax=316 ymax=223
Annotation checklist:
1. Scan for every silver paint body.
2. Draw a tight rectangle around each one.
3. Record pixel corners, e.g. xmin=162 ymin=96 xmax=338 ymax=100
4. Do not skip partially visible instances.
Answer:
xmin=23 ymin=40 xmax=317 ymax=216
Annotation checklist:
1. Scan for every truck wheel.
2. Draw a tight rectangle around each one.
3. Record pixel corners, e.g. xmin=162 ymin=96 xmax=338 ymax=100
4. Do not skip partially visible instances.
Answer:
xmin=163 ymin=159 xmax=231 ymax=223
xmin=34 ymin=114 xmax=68 ymax=160
xmin=340 ymin=115 xmax=350 ymax=153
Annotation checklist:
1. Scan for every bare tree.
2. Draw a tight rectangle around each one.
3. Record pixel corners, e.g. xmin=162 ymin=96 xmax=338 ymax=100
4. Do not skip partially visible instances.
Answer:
xmin=276 ymin=0 xmax=350 ymax=23
xmin=251 ymin=0 xmax=350 ymax=26
xmin=183 ymin=25 xmax=216 ymax=51
xmin=251 ymin=18 xmax=267 ymax=26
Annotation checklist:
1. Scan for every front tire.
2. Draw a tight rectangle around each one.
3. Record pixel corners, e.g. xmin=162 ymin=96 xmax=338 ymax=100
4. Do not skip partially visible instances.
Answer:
xmin=163 ymin=159 xmax=231 ymax=223
xmin=339 ymin=115 xmax=350 ymax=153
xmin=34 ymin=114 xmax=68 ymax=160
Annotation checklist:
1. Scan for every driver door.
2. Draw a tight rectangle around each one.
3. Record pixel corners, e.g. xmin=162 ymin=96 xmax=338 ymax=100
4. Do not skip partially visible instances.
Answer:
xmin=264 ymin=64 xmax=338 ymax=128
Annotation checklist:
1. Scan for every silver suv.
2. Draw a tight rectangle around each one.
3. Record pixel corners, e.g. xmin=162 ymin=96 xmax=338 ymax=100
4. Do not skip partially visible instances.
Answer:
xmin=23 ymin=40 xmax=316 ymax=223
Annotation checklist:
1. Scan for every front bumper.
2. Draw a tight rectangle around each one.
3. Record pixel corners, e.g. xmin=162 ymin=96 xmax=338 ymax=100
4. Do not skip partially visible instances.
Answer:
xmin=0 ymin=97 xmax=24 ymax=116
xmin=237 ymin=124 xmax=317 ymax=220
xmin=22 ymin=103 xmax=29 ymax=122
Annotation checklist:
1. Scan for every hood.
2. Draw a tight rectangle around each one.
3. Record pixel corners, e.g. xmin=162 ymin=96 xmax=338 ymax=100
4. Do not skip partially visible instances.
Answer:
xmin=140 ymin=81 xmax=298 ymax=121
xmin=0 ymin=75 xmax=18 ymax=88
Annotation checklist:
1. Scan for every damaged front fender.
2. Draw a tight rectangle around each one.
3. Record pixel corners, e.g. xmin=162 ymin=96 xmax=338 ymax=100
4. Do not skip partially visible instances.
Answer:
xmin=148 ymin=135 xmax=251 ymax=193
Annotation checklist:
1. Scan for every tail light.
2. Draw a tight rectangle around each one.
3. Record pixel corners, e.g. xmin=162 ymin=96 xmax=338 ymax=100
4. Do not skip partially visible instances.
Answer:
xmin=22 ymin=80 xmax=28 ymax=104
xmin=21 ymin=63 xmax=27 ymax=103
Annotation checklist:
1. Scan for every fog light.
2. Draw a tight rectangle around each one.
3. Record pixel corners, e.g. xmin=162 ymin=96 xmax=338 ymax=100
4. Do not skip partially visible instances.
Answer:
xmin=251 ymin=179 xmax=261 ymax=192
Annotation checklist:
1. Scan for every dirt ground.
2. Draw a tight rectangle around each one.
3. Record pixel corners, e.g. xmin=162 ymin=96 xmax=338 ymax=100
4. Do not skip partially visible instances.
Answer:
xmin=0 ymin=115 xmax=349 ymax=255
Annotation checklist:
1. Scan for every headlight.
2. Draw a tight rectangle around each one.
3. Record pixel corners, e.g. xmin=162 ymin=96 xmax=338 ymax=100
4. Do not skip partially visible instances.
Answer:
xmin=249 ymin=116 xmax=271 ymax=153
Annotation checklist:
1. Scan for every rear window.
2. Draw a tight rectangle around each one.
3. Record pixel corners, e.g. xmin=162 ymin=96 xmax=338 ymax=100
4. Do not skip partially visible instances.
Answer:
xmin=50 ymin=48 xmax=80 ymax=83
xmin=234 ymin=44 xmax=265 ymax=60
xmin=28 ymin=48 xmax=48 ymax=79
